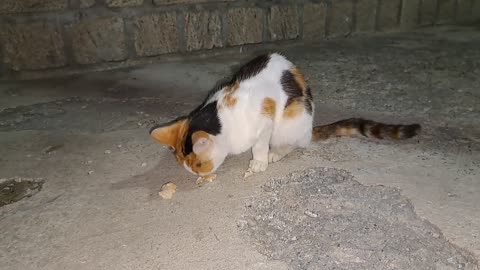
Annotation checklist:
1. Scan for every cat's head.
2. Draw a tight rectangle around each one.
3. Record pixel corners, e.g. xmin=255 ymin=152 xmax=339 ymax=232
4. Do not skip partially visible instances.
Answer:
xmin=149 ymin=117 xmax=225 ymax=176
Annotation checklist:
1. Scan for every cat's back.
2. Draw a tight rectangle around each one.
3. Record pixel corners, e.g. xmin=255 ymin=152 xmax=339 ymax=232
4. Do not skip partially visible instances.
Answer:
xmin=231 ymin=53 xmax=293 ymax=99
xmin=202 ymin=53 xmax=294 ymax=111
xmin=238 ymin=53 xmax=293 ymax=87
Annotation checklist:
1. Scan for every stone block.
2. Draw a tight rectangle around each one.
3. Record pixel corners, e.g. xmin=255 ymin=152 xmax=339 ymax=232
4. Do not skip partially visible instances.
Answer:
xmin=437 ymin=0 xmax=456 ymax=23
xmin=69 ymin=0 xmax=96 ymax=8
xmin=1 ymin=22 xmax=66 ymax=71
xmin=419 ymin=0 xmax=437 ymax=25
xmin=79 ymin=0 xmax=96 ymax=8
xmin=134 ymin=13 xmax=179 ymax=56
xmin=70 ymin=17 xmax=127 ymax=65
xmin=268 ymin=5 xmax=299 ymax=41
xmin=154 ymin=0 xmax=233 ymax=5
xmin=227 ymin=7 xmax=264 ymax=46
xmin=401 ymin=0 xmax=420 ymax=29
xmin=328 ymin=0 xmax=354 ymax=37
xmin=185 ymin=11 xmax=223 ymax=51
xmin=303 ymin=3 xmax=326 ymax=40
xmin=0 ymin=0 xmax=67 ymax=14
xmin=355 ymin=0 xmax=378 ymax=32
xmin=377 ymin=0 xmax=401 ymax=31
xmin=456 ymin=0 xmax=473 ymax=23
xmin=106 ymin=0 xmax=143 ymax=7
xmin=473 ymin=0 xmax=480 ymax=19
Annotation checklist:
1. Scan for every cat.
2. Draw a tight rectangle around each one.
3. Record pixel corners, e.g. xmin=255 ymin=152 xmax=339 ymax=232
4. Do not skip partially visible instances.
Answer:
xmin=149 ymin=53 xmax=421 ymax=179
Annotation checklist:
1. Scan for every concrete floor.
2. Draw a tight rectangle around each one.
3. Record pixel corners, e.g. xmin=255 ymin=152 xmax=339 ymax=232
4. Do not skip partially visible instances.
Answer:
xmin=1 ymin=25 xmax=479 ymax=270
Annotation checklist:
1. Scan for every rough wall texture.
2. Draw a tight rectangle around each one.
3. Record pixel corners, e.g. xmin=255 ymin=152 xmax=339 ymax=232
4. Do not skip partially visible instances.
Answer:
xmin=0 ymin=0 xmax=479 ymax=80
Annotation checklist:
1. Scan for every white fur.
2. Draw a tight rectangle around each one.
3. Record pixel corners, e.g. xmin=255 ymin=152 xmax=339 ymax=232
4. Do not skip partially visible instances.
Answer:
xmin=192 ymin=137 xmax=211 ymax=154
xmin=207 ymin=53 xmax=314 ymax=176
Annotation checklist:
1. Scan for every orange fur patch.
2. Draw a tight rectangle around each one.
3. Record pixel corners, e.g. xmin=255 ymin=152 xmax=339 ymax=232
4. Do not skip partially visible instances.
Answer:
xmin=290 ymin=66 xmax=307 ymax=93
xmin=191 ymin=130 xmax=210 ymax=144
xmin=223 ymin=82 xmax=240 ymax=108
xmin=151 ymin=119 xmax=190 ymax=164
xmin=261 ymin=97 xmax=276 ymax=119
xmin=283 ymin=100 xmax=305 ymax=119
xmin=185 ymin=153 xmax=214 ymax=175
xmin=393 ymin=128 xmax=403 ymax=140
xmin=336 ymin=127 xmax=358 ymax=136
xmin=151 ymin=119 xmax=188 ymax=151
xmin=224 ymin=95 xmax=237 ymax=107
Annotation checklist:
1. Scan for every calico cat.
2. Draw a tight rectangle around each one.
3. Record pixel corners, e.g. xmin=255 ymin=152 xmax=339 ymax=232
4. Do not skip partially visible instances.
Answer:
xmin=149 ymin=53 xmax=421 ymax=179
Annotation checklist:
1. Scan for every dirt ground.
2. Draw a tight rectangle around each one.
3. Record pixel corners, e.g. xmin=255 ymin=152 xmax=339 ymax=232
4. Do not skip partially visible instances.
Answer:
xmin=1 ymin=25 xmax=479 ymax=270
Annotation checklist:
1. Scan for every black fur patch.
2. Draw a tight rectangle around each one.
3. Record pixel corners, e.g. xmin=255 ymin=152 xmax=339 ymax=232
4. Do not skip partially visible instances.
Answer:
xmin=184 ymin=101 xmax=222 ymax=155
xmin=281 ymin=70 xmax=304 ymax=108
xmin=233 ymin=54 xmax=271 ymax=82
xmin=402 ymin=124 xmax=421 ymax=138
xmin=304 ymin=86 xmax=314 ymax=114
xmin=357 ymin=119 xmax=368 ymax=137
xmin=370 ymin=124 xmax=383 ymax=139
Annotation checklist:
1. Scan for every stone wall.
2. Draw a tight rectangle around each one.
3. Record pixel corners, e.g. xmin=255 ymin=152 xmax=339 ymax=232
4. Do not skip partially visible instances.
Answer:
xmin=1 ymin=0 xmax=479 ymax=80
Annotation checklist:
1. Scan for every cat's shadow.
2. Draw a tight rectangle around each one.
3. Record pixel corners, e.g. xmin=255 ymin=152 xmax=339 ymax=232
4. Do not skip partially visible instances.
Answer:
xmin=110 ymin=151 xmax=198 ymax=199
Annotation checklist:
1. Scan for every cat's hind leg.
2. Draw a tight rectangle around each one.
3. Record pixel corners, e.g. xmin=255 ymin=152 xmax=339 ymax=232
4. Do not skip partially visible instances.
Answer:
xmin=268 ymin=144 xmax=295 ymax=163
xmin=244 ymin=126 xmax=272 ymax=178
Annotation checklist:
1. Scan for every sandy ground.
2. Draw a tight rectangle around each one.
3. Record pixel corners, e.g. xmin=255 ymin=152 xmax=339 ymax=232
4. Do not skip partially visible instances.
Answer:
xmin=0 ymin=25 xmax=479 ymax=270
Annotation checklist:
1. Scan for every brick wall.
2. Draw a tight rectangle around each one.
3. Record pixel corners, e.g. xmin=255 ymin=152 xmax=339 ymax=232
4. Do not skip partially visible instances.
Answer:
xmin=0 ymin=0 xmax=479 ymax=80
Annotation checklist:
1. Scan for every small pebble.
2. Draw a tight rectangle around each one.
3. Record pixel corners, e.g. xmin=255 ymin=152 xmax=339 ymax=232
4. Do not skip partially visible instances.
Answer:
xmin=104 ymin=150 xmax=111 ymax=154
xmin=304 ymin=210 xmax=318 ymax=218
xmin=237 ymin=220 xmax=248 ymax=229
xmin=117 ymin=144 xmax=122 ymax=148
xmin=86 ymin=160 xmax=93 ymax=164
xmin=141 ymin=162 xmax=147 ymax=167
xmin=42 ymin=145 xmax=63 ymax=154
xmin=246 ymin=218 xmax=257 ymax=227
xmin=87 ymin=170 xmax=94 ymax=175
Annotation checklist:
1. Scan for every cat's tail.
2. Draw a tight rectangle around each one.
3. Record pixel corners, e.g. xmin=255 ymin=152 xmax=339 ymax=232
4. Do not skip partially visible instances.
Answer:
xmin=312 ymin=118 xmax=421 ymax=141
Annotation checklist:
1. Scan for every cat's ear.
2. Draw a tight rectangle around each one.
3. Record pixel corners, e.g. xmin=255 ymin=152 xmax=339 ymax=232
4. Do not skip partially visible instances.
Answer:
xmin=192 ymin=131 xmax=213 ymax=154
xmin=150 ymin=118 xmax=187 ymax=149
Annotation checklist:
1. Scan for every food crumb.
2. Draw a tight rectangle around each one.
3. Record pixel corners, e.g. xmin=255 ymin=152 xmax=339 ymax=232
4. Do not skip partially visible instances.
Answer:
xmin=159 ymin=182 xmax=177 ymax=199
xmin=196 ymin=174 xmax=217 ymax=185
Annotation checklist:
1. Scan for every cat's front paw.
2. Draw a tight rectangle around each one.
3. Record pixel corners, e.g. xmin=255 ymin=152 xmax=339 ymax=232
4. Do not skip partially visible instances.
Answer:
xmin=268 ymin=151 xmax=282 ymax=163
xmin=244 ymin=159 xmax=268 ymax=178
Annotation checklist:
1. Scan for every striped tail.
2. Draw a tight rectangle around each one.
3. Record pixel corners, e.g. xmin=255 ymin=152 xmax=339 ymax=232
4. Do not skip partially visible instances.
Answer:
xmin=312 ymin=118 xmax=421 ymax=141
